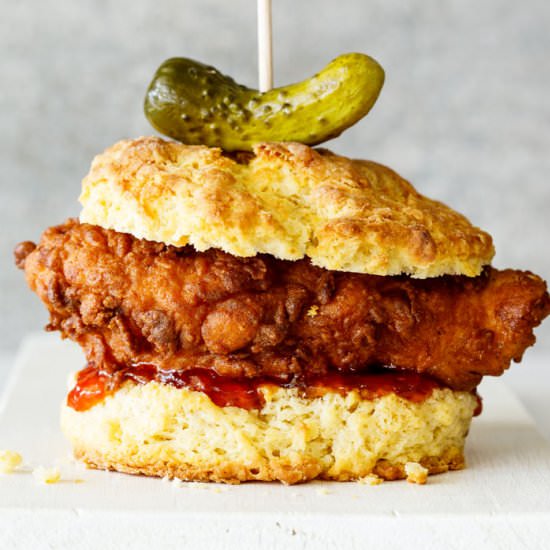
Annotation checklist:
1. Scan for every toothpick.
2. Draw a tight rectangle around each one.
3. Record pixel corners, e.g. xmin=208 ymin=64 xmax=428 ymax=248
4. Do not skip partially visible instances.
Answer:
xmin=257 ymin=0 xmax=273 ymax=92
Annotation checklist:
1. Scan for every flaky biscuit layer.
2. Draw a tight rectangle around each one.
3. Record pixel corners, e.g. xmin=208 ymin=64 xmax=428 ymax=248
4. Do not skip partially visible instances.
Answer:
xmin=80 ymin=137 xmax=494 ymax=277
xmin=61 ymin=380 xmax=476 ymax=484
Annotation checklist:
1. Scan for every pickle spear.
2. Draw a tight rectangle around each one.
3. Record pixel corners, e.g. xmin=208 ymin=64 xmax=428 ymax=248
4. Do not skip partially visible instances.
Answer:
xmin=144 ymin=53 xmax=384 ymax=151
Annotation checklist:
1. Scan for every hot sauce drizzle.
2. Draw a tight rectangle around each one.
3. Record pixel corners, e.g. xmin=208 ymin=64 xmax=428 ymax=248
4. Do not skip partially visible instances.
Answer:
xmin=67 ymin=363 xmax=482 ymax=414
xmin=67 ymin=365 xmax=113 ymax=411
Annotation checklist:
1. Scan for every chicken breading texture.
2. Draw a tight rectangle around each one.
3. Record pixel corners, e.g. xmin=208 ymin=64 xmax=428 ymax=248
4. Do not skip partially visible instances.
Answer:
xmin=15 ymin=219 xmax=550 ymax=391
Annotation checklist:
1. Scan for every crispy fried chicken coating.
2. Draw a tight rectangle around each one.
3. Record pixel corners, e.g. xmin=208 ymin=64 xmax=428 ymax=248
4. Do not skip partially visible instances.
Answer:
xmin=15 ymin=219 xmax=550 ymax=391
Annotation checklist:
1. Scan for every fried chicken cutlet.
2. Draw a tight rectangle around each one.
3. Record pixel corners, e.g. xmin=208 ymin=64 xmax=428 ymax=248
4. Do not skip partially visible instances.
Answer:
xmin=15 ymin=219 xmax=550 ymax=393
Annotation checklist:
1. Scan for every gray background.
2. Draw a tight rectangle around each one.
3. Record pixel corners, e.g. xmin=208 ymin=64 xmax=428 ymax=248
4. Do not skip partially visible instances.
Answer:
xmin=1 ymin=0 xmax=549 ymax=406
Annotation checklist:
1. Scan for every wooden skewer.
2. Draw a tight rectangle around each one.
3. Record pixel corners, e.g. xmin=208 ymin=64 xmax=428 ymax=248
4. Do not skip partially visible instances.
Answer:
xmin=257 ymin=0 xmax=273 ymax=92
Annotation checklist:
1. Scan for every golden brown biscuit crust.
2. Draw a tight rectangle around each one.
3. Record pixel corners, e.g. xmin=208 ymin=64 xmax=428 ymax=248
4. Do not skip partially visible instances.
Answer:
xmin=73 ymin=446 xmax=465 ymax=485
xmin=79 ymin=137 xmax=494 ymax=278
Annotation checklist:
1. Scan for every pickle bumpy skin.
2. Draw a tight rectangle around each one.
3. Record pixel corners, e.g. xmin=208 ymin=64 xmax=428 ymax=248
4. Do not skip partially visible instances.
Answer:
xmin=144 ymin=53 xmax=385 ymax=151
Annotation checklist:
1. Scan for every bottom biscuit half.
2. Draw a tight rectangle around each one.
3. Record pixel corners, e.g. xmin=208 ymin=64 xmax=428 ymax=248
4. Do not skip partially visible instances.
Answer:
xmin=61 ymin=380 xmax=477 ymax=484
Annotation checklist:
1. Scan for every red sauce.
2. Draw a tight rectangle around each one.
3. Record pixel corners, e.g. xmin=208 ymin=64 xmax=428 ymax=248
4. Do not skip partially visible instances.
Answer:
xmin=304 ymin=371 xmax=441 ymax=403
xmin=67 ymin=363 xmax=462 ymax=413
xmin=473 ymin=393 xmax=483 ymax=416
xmin=67 ymin=365 xmax=113 ymax=412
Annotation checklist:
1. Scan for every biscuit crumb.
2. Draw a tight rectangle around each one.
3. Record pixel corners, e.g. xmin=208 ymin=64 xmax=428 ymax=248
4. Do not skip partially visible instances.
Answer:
xmin=306 ymin=305 xmax=319 ymax=317
xmin=316 ymin=487 xmax=331 ymax=495
xmin=405 ymin=462 xmax=428 ymax=484
xmin=0 ymin=450 xmax=23 ymax=474
xmin=33 ymin=466 xmax=61 ymax=484
xmin=358 ymin=473 xmax=383 ymax=486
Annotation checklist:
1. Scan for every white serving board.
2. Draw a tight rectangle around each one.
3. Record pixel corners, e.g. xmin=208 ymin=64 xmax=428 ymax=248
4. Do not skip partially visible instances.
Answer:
xmin=1 ymin=334 xmax=550 ymax=550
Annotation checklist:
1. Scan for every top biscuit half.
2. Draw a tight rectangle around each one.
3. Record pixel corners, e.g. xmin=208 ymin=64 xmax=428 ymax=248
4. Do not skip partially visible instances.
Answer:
xmin=79 ymin=137 xmax=494 ymax=278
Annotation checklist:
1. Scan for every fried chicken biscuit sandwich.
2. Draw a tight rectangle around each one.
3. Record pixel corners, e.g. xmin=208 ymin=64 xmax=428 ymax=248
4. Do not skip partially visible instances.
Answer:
xmin=15 ymin=136 xmax=550 ymax=484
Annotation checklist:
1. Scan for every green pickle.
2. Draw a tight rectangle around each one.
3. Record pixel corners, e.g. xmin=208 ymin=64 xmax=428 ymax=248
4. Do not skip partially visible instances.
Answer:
xmin=144 ymin=53 xmax=385 ymax=151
